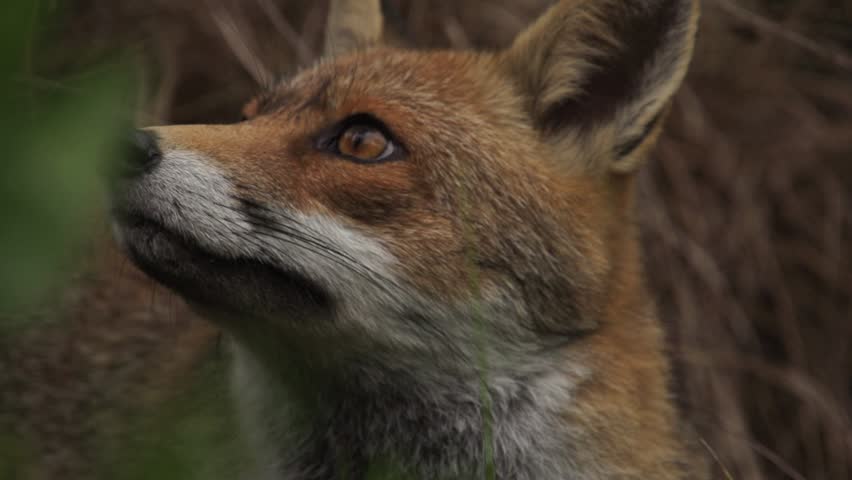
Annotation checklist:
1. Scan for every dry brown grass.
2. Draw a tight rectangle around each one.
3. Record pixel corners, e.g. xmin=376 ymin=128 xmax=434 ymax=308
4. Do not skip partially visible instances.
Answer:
xmin=12 ymin=0 xmax=852 ymax=478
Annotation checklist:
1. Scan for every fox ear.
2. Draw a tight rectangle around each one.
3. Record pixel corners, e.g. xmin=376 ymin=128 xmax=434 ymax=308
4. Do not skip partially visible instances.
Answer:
xmin=503 ymin=0 xmax=699 ymax=174
xmin=324 ymin=0 xmax=384 ymax=57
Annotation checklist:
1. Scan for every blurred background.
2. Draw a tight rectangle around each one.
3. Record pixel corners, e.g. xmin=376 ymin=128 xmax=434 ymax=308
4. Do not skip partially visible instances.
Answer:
xmin=0 ymin=1 xmax=850 ymax=479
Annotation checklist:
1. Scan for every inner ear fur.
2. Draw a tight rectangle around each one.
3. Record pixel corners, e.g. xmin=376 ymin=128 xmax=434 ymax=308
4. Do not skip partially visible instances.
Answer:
xmin=502 ymin=0 xmax=699 ymax=173
xmin=324 ymin=0 xmax=385 ymax=57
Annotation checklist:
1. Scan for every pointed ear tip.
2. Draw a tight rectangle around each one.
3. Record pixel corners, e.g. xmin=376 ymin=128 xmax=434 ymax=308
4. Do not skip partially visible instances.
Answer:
xmin=609 ymin=152 xmax=648 ymax=175
xmin=324 ymin=0 xmax=385 ymax=57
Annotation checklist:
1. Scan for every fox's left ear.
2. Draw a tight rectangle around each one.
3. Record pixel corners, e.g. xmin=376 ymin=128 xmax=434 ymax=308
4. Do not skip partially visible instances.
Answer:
xmin=324 ymin=0 xmax=384 ymax=57
xmin=502 ymin=0 xmax=699 ymax=174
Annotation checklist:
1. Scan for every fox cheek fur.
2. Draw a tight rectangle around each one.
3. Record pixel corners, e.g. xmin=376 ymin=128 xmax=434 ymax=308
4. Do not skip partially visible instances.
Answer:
xmin=111 ymin=1 xmax=706 ymax=479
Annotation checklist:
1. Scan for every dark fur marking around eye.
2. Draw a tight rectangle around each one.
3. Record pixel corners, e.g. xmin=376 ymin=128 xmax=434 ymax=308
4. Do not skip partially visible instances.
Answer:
xmin=314 ymin=113 xmax=406 ymax=164
xmin=324 ymin=188 xmax=414 ymax=226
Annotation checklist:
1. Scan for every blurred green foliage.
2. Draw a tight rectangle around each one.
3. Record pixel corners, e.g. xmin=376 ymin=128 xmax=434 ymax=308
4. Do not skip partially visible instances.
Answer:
xmin=0 ymin=0 xmax=132 ymax=323
xmin=97 ymin=355 xmax=252 ymax=480
xmin=0 ymin=433 xmax=38 ymax=480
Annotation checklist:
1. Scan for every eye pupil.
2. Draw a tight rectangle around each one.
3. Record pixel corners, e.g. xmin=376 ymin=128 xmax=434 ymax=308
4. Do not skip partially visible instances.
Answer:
xmin=338 ymin=125 xmax=391 ymax=162
xmin=352 ymin=131 xmax=364 ymax=150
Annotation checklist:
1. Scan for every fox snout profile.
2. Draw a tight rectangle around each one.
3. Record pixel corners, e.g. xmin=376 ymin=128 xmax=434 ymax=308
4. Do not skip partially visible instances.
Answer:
xmin=111 ymin=0 xmax=705 ymax=478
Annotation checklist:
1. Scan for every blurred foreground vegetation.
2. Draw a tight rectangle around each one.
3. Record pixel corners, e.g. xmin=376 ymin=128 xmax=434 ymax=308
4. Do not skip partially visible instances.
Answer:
xmin=0 ymin=0 xmax=127 ymax=319
xmin=0 ymin=3 xmax=249 ymax=480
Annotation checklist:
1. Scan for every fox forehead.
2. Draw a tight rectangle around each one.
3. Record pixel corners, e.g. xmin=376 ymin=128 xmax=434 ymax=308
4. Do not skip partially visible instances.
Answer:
xmin=263 ymin=49 xmax=520 ymax=117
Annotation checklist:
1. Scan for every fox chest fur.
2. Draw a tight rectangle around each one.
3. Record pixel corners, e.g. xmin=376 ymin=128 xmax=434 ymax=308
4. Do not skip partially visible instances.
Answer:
xmin=111 ymin=0 xmax=706 ymax=478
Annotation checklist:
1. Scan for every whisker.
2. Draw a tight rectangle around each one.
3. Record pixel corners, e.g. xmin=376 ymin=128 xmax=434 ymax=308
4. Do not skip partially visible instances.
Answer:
xmin=247 ymin=222 xmax=396 ymax=291
xmin=218 ymin=215 xmax=395 ymax=295
xmin=167 ymin=184 xmax=402 ymax=293
xmin=228 ymin=196 xmax=404 ymax=285
xmin=228 ymin=207 xmax=407 ymax=293
xmin=241 ymin=213 xmax=379 ymax=276
xmin=156 ymin=183 xmax=407 ymax=301
xmin=206 ymin=211 xmax=368 ymax=282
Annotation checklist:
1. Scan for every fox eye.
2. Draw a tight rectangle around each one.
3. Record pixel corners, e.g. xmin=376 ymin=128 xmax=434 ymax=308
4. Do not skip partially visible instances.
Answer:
xmin=337 ymin=125 xmax=395 ymax=162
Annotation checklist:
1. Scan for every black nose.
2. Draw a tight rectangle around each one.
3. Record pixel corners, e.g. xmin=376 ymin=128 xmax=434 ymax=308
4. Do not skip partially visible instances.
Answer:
xmin=122 ymin=129 xmax=162 ymax=178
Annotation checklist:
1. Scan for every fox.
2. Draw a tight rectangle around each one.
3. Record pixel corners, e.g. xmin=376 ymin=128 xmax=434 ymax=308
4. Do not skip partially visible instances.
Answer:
xmin=111 ymin=0 xmax=705 ymax=479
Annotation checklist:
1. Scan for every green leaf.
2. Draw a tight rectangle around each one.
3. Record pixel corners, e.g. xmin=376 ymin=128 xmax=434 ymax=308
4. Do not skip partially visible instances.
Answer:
xmin=0 ymin=0 xmax=134 ymax=322
xmin=96 ymin=356 xmax=252 ymax=480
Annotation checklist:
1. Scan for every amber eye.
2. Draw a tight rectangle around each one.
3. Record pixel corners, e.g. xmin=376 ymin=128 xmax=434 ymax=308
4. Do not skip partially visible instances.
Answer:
xmin=337 ymin=125 xmax=394 ymax=162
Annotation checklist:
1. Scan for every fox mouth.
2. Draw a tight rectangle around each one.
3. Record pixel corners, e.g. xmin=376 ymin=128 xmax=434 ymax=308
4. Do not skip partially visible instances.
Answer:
xmin=113 ymin=211 xmax=332 ymax=317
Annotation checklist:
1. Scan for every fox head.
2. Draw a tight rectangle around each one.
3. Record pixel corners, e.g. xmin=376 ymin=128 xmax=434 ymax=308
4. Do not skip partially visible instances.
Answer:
xmin=113 ymin=0 xmax=698 ymax=375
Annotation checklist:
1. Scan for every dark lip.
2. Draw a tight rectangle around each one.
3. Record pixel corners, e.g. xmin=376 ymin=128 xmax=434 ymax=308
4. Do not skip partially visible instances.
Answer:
xmin=113 ymin=210 xmax=333 ymax=316
xmin=114 ymin=210 xmax=225 ymax=263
